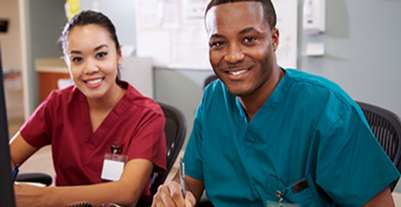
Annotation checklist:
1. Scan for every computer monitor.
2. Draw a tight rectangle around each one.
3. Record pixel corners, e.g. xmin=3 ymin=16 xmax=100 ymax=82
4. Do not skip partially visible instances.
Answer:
xmin=0 ymin=42 xmax=16 ymax=206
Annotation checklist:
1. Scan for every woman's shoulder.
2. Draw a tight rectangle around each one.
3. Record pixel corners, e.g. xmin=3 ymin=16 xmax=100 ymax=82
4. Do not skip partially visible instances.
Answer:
xmin=46 ymin=85 xmax=81 ymax=102
xmin=122 ymin=82 xmax=163 ymax=115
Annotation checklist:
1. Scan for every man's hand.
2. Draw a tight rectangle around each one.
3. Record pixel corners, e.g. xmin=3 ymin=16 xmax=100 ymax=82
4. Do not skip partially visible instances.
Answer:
xmin=152 ymin=181 xmax=196 ymax=207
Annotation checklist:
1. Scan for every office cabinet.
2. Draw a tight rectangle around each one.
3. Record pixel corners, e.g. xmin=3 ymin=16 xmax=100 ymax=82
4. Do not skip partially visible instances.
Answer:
xmin=35 ymin=59 xmax=70 ymax=103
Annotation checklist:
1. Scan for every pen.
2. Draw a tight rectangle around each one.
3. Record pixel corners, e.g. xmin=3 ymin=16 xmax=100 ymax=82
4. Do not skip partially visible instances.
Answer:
xmin=179 ymin=157 xmax=186 ymax=198
xmin=12 ymin=164 xmax=19 ymax=183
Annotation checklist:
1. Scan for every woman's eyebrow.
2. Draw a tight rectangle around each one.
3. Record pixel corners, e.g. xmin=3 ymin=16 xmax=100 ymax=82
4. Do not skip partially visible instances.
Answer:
xmin=94 ymin=44 xmax=108 ymax=51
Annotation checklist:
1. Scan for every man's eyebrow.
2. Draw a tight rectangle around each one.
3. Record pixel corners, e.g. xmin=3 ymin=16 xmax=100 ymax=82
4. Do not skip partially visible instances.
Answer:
xmin=209 ymin=33 xmax=225 ymax=41
xmin=209 ymin=27 xmax=261 ymax=41
xmin=239 ymin=27 xmax=260 ymax=35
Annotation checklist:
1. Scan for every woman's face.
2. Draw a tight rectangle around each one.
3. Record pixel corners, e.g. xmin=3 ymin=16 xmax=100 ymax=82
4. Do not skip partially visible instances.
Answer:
xmin=63 ymin=24 xmax=122 ymax=100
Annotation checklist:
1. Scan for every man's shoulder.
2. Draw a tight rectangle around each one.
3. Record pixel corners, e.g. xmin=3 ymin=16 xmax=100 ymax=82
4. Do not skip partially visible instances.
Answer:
xmin=285 ymin=69 xmax=339 ymax=88
xmin=285 ymin=69 xmax=349 ymax=98
xmin=283 ymin=68 xmax=358 ymax=112
xmin=202 ymin=79 xmax=234 ymax=104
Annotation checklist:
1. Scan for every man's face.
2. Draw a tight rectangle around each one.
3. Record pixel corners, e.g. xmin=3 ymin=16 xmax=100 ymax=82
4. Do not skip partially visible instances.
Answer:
xmin=205 ymin=1 xmax=279 ymax=97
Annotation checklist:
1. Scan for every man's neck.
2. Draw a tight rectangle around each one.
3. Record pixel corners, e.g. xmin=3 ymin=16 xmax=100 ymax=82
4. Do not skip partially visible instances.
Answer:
xmin=238 ymin=67 xmax=285 ymax=122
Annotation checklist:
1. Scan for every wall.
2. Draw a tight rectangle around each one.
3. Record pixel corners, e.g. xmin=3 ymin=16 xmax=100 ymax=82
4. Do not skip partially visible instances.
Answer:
xmin=21 ymin=0 xmax=66 ymax=117
xmin=80 ymin=0 xmax=136 ymax=46
xmin=0 ymin=0 xmax=22 ymax=70
xmin=299 ymin=0 xmax=401 ymax=117
xmin=295 ymin=0 xmax=401 ymax=192
xmin=0 ymin=0 xmax=24 ymax=119
xmin=154 ymin=67 xmax=214 ymax=148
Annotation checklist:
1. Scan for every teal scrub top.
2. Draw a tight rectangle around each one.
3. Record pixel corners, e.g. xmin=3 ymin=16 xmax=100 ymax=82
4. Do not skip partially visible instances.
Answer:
xmin=184 ymin=69 xmax=400 ymax=207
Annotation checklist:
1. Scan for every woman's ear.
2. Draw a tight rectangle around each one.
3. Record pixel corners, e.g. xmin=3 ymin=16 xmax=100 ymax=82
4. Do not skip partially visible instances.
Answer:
xmin=117 ymin=44 xmax=123 ymax=66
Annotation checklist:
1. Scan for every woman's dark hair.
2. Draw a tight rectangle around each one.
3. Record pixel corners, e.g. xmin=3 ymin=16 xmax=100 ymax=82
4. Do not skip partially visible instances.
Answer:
xmin=205 ymin=0 xmax=277 ymax=30
xmin=59 ymin=10 xmax=121 ymax=80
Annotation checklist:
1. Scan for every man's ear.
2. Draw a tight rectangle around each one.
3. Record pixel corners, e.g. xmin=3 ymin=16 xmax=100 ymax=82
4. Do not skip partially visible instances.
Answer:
xmin=271 ymin=28 xmax=280 ymax=52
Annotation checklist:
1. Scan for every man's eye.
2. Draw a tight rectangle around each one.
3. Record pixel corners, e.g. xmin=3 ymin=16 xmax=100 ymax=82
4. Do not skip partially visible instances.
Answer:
xmin=211 ymin=41 xmax=225 ymax=47
xmin=244 ymin=37 xmax=256 ymax=43
xmin=72 ymin=57 xmax=83 ymax=62
xmin=96 ymin=52 xmax=107 ymax=58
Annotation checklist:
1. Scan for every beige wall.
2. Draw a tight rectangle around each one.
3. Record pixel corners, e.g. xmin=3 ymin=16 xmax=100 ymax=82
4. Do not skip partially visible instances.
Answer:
xmin=0 ymin=0 xmax=22 ymax=71
xmin=0 ymin=0 xmax=24 ymax=119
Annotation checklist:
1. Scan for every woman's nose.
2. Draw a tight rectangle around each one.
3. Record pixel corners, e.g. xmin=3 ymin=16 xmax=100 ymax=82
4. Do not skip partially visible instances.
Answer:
xmin=84 ymin=58 xmax=99 ymax=74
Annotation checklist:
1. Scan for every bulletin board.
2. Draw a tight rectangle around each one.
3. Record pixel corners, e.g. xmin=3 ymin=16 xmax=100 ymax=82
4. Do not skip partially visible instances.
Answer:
xmin=135 ymin=0 xmax=298 ymax=70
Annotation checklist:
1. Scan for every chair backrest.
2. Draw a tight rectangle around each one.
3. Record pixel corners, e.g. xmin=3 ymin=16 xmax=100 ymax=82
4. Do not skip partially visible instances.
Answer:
xmin=203 ymin=75 xmax=218 ymax=89
xmin=356 ymin=101 xmax=401 ymax=191
xmin=149 ymin=102 xmax=187 ymax=195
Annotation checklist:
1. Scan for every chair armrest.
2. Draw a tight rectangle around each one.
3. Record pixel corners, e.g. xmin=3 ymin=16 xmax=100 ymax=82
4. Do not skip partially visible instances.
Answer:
xmin=16 ymin=173 xmax=53 ymax=186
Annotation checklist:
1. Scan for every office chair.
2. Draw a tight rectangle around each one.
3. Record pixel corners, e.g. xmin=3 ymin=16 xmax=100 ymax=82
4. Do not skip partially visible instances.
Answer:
xmin=135 ymin=102 xmax=187 ymax=206
xmin=15 ymin=172 xmax=52 ymax=186
xmin=203 ymin=75 xmax=218 ymax=89
xmin=356 ymin=101 xmax=401 ymax=191
xmin=199 ymin=76 xmax=218 ymax=207
xmin=149 ymin=102 xmax=187 ymax=195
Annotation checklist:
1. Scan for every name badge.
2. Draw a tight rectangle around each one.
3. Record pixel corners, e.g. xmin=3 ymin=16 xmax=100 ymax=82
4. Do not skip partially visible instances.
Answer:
xmin=101 ymin=153 xmax=127 ymax=181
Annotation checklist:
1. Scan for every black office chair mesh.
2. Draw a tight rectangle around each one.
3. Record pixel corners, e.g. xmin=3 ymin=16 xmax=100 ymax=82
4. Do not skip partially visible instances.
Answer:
xmin=136 ymin=102 xmax=187 ymax=206
xmin=356 ymin=101 xmax=401 ymax=191
xmin=15 ymin=172 xmax=53 ymax=186
xmin=149 ymin=102 xmax=187 ymax=195
xmin=203 ymin=75 xmax=218 ymax=89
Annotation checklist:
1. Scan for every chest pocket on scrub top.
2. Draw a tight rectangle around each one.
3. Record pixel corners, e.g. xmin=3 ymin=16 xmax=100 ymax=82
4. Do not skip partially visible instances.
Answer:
xmin=259 ymin=174 xmax=321 ymax=207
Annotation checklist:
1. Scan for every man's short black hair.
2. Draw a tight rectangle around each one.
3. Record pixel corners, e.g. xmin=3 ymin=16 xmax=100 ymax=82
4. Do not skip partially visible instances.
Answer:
xmin=205 ymin=0 xmax=277 ymax=30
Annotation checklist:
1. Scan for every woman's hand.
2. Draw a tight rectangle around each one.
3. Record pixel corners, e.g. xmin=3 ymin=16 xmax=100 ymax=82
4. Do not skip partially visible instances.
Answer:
xmin=14 ymin=183 xmax=46 ymax=207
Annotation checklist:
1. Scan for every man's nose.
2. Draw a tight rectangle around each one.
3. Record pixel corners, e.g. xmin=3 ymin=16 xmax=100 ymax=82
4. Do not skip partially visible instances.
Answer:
xmin=224 ymin=43 xmax=245 ymax=63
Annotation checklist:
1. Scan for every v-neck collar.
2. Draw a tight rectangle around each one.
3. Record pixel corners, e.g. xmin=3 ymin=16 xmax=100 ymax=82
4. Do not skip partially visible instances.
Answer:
xmin=236 ymin=68 xmax=295 ymax=155
xmin=79 ymin=84 xmax=130 ymax=149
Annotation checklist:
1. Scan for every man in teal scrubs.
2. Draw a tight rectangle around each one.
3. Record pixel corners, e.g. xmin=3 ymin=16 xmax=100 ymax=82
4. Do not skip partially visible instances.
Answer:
xmin=151 ymin=0 xmax=400 ymax=206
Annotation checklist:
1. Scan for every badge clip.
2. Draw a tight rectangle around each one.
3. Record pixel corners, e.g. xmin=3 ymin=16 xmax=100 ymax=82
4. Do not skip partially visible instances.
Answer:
xmin=111 ymin=142 xmax=122 ymax=154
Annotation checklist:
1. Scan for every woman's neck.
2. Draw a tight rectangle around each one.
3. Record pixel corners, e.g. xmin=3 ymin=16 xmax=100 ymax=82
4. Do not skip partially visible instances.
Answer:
xmin=87 ymin=82 xmax=126 ymax=113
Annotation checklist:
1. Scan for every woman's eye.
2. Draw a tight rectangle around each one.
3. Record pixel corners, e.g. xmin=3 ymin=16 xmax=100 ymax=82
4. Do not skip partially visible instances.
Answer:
xmin=96 ymin=52 xmax=108 ymax=58
xmin=71 ymin=57 xmax=83 ymax=62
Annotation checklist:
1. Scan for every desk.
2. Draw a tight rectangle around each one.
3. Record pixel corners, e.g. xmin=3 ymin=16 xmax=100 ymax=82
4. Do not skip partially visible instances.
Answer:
xmin=35 ymin=59 xmax=70 ymax=103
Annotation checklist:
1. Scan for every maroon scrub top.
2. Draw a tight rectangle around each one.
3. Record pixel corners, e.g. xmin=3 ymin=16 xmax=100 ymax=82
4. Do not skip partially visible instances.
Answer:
xmin=20 ymin=81 xmax=166 ymax=198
